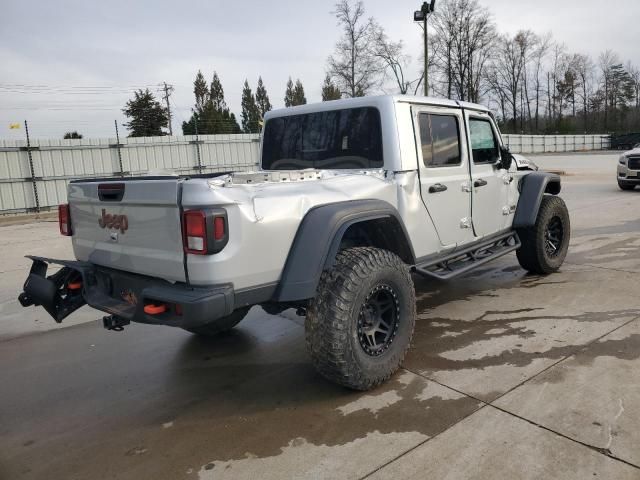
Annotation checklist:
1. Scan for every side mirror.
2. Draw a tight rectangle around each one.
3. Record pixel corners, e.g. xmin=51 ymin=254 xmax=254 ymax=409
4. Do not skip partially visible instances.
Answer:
xmin=499 ymin=146 xmax=514 ymax=170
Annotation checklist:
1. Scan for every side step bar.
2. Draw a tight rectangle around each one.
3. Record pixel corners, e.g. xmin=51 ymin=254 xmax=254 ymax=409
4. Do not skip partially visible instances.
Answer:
xmin=414 ymin=231 xmax=521 ymax=281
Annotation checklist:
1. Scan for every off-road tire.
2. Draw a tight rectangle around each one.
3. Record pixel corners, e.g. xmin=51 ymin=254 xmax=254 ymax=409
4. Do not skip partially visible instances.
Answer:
xmin=516 ymin=195 xmax=570 ymax=274
xmin=618 ymin=180 xmax=636 ymax=191
xmin=184 ymin=307 xmax=250 ymax=336
xmin=305 ymin=247 xmax=416 ymax=391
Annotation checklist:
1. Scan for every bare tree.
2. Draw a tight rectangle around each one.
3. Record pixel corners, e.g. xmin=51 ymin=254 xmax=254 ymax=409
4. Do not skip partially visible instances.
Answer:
xmin=626 ymin=61 xmax=640 ymax=108
xmin=547 ymin=43 xmax=568 ymax=123
xmin=491 ymin=30 xmax=536 ymax=131
xmin=598 ymin=50 xmax=619 ymax=129
xmin=433 ymin=0 xmax=496 ymax=102
xmin=572 ymin=53 xmax=595 ymax=131
xmin=430 ymin=3 xmax=457 ymax=98
xmin=528 ymin=33 xmax=552 ymax=132
xmin=327 ymin=0 xmax=382 ymax=97
xmin=373 ymin=27 xmax=412 ymax=94
xmin=484 ymin=66 xmax=507 ymax=121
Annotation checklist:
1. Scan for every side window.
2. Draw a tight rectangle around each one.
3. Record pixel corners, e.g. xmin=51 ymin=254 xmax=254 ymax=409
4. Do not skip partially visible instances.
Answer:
xmin=469 ymin=118 xmax=500 ymax=164
xmin=418 ymin=113 xmax=461 ymax=168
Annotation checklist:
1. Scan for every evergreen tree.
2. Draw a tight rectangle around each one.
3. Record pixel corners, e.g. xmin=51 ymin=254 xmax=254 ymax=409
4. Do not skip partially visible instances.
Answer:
xmin=182 ymin=71 xmax=241 ymax=135
xmin=292 ymin=79 xmax=307 ymax=106
xmin=241 ymin=80 xmax=261 ymax=133
xmin=321 ymin=75 xmax=342 ymax=101
xmin=210 ymin=72 xmax=227 ymax=111
xmin=181 ymin=105 xmax=241 ymax=135
xmin=284 ymin=77 xmax=295 ymax=107
xmin=255 ymin=76 xmax=272 ymax=118
xmin=122 ymin=89 xmax=168 ymax=137
xmin=63 ymin=131 xmax=83 ymax=139
xmin=193 ymin=70 xmax=209 ymax=113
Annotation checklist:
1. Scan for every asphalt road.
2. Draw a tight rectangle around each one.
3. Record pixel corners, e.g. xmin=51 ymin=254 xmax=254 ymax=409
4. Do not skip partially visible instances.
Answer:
xmin=1 ymin=152 xmax=639 ymax=480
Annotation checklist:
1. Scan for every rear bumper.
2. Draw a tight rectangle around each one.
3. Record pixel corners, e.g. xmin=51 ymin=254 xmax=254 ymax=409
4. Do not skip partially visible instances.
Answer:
xmin=18 ymin=256 xmax=240 ymax=329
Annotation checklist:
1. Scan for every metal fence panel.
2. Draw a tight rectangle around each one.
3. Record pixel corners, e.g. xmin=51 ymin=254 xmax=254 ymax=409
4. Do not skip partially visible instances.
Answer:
xmin=0 ymin=133 xmax=610 ymax=214
xmin=503 ymin=134 xmax=610 ymax=153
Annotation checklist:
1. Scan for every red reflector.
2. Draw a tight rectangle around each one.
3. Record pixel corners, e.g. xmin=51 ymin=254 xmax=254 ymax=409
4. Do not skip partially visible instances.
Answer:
xmin=67 ymin=281 xmax=82 ymax=290
xmin=214 ymin=216 xmax=225 ymax=240
xmin=58 ymin=204 xmax=72 ymax=236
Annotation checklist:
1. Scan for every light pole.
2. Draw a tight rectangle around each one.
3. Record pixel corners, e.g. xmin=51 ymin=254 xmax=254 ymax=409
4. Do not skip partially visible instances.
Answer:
xmin=414 ymin=0 xmax=436 ymax=97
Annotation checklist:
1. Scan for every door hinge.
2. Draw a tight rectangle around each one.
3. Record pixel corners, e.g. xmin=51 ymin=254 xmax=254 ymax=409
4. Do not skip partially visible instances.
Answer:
xmin=461 ymin=182 xmax=472 ymax=193
xmin=460 ymin=217 xmax=472 ymax=229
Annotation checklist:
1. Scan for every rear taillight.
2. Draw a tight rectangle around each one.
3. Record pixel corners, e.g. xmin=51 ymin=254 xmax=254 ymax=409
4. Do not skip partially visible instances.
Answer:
xmin=182 ymin=209 xmax=228 ymax=255
xmin=184 ymin=210 xmax=207 ymax=254
xmin=58 ymin=204 xmax=72 ymax=236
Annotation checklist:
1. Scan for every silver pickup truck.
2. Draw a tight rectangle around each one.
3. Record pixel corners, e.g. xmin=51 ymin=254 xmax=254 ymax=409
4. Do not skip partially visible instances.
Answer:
xmin=19 ymin=95 xmax=570 ymax=390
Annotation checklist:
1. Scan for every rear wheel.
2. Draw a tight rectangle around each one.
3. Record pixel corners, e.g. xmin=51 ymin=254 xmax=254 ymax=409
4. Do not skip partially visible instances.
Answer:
xmin=184 ymin=307 xmax=250 ymax=336
xmin=305 ymin=247 xmax=416 ymax=391
xmin=516 ymin=195 xmax=570 ymax=274
xmin=618 ymin=180 xmax=636 ymax=191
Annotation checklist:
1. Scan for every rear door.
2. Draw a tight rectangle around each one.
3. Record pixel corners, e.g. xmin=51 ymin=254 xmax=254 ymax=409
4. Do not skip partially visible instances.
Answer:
xmin=414 ymin=106 xmax=474 ymax=248
xmin=68 ymin=179 xmax=186 ymax=282
xmin=465 ymin=113 xmax=512 ymax=237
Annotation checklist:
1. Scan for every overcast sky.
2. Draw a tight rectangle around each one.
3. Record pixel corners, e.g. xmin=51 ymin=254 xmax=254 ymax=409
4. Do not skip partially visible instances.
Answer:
xmin=1 ymin=0 xmax=639 ymax=139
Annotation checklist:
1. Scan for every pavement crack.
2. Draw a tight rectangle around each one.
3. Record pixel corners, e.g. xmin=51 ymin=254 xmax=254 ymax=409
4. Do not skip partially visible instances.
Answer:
xmin=605 ymin=399 xmax=625 ymax=451
xmin=358 ymin=380 xmax=488 ymax=480
xmin=392 ymin=315 xmax=640 ymax=475
xmin=564 ymin=260 xmax=639 ymax=275
xmin=488 ymin=403 xmax=640 ymax=471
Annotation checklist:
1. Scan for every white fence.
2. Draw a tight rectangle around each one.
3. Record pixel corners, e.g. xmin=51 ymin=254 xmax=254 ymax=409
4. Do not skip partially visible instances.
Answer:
xmin=504 ymin=134 xmax=610 ymax=154
xmin=0 ymin=134 xmax=261 ymax=214
xmin=0 ymin=133 xmax=610 ymax=214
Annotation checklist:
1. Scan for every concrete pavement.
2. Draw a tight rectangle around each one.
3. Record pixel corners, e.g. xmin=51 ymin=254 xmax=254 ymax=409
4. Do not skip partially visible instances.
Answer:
xmin=0 ymin=152 xmax=639 ymax=479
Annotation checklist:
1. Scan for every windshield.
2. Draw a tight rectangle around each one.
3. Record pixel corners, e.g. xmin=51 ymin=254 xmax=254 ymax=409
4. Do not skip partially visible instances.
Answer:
xmin=261 ymin=107 xmax=383 ymax=170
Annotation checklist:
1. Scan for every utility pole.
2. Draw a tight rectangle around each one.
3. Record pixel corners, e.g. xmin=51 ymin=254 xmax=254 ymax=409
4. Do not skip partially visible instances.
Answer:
xmin=414 ymin=1 xmax=436 ymax=97
xmin=114 ymin=120 xmax=124 ymax=176
xmin=24 ymin=120 xmax=40 ymax=213
xmin=423 ymin=9 xmax=428 ymax=96
xmin=161 ymin=82 xmax=174 ymax=136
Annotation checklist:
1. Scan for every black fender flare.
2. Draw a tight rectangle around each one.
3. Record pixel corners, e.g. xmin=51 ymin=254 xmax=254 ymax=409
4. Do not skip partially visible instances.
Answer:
xmin=513 ymin=172 xmax=562 ymax=229
xmin=275 ymin=199 xmax=415 ymax=302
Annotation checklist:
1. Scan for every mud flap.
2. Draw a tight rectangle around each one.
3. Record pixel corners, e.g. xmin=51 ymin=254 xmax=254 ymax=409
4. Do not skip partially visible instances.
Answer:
xmin=18 ymin=258 xmax=87 ymax=323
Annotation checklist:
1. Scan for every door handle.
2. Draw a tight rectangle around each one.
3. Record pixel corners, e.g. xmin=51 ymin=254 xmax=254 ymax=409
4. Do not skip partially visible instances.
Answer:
xmin=428 ymin=183 xmax=448 ymax=194
xmin=474 ymin=179 xmax=488 ymax=188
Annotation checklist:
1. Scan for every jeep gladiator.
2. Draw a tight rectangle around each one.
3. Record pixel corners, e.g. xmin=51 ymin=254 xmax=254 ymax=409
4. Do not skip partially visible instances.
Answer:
xmin=19 ymin=95 xmax=571 ymax=390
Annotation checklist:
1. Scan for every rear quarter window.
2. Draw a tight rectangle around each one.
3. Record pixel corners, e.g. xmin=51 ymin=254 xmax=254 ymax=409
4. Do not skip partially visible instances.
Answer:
xmin=262 ymin=107 xmax=383 ymax=170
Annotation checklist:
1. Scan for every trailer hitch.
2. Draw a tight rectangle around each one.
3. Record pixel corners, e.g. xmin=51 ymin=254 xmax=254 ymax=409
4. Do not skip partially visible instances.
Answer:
xmin=103 ymin=315 xmax=130 ymax=332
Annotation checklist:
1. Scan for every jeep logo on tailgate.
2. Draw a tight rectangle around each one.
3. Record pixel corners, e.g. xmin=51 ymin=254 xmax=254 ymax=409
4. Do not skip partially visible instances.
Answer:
xmin=98 ymin=209 xmax=128 ymax=233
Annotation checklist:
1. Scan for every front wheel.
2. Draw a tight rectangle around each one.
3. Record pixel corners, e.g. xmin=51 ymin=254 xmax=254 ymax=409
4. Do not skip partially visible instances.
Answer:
xmin=184 ymin=307 xmax=250 ymax=336
xmin=305 ymin=247 xmax=416 ymax=391
xmin=516 ymin=195 xmax=571 ymax=274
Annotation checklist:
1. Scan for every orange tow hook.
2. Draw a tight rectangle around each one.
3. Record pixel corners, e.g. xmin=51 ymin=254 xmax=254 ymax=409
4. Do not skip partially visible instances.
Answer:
xmin=144 ymin=304 xmax=167 ymax=315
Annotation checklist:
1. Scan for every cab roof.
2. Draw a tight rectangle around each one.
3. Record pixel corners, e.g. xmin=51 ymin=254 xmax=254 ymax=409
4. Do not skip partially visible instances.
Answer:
xmin=264 ymin=94 xmax=491 ymax=120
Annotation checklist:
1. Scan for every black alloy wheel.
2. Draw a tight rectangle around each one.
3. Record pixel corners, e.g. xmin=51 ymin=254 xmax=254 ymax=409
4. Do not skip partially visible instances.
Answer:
xmin=357 ymin=284 xmax=400 ymax=357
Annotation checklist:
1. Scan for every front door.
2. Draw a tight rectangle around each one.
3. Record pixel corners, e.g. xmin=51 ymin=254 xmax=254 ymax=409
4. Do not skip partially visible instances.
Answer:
xmin=466 ymin=113 xmax=512 ymax=237
xmin=414 ymin=107 xmax=474 ymax=248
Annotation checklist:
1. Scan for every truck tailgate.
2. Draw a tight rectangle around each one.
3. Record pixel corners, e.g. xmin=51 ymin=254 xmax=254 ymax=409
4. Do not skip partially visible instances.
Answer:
xmin=68 ymin=179 xmax=186 ymax=283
